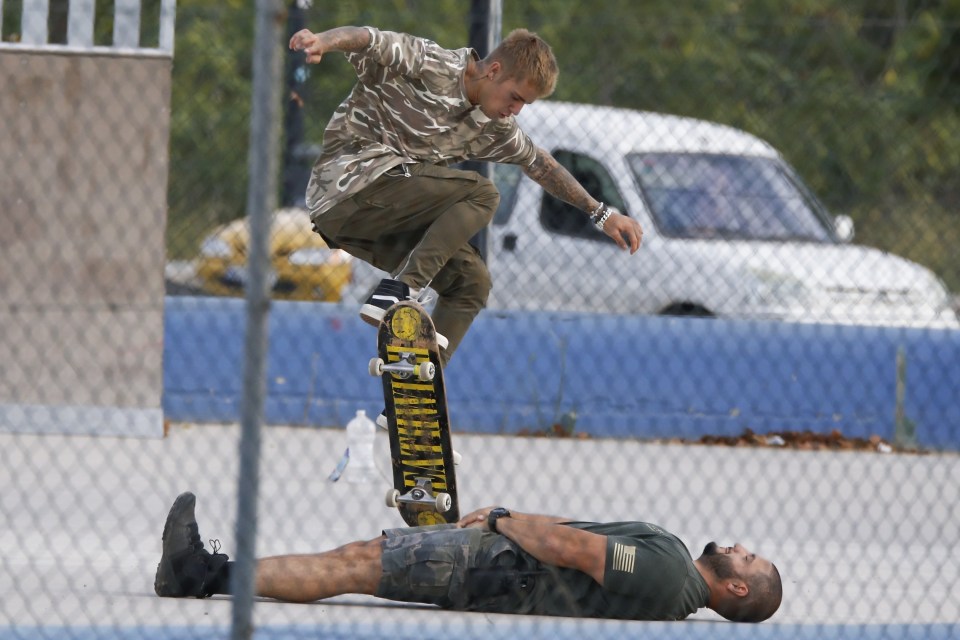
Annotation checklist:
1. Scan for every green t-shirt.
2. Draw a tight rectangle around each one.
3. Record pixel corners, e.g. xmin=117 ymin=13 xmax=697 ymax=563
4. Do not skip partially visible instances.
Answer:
xmin=470 ymin=521 xmax=709 ymax=620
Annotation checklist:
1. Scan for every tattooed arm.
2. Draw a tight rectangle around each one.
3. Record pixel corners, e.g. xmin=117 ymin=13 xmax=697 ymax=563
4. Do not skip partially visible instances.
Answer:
xmin=522 ymin=147 xmax=644 ymax=254
xmin=289 ymin=27 xmax=372 ymax=64
xmin=523 ymin=147 xmax=598 ymax=213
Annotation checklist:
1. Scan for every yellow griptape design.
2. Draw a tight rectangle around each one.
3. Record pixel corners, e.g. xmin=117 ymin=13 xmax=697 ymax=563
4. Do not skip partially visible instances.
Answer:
xmin=391 ymin=307 xmax=421 ymax=340
xmin=417 ymin=512 xmax=446 ymax=526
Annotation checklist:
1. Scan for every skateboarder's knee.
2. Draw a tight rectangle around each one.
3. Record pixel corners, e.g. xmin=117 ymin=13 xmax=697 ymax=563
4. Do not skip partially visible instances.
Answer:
xmin=470 ymin=174 xmax=500 ymax=215
xmin=463 ymin=262 xmax=492 ymax=303
xmin=435 ymin=253 xmax=491 ymax=306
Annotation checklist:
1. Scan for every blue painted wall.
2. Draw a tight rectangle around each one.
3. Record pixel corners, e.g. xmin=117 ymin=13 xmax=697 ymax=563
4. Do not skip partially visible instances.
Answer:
xmin=163 ymin=297 xmax=960 ymax=449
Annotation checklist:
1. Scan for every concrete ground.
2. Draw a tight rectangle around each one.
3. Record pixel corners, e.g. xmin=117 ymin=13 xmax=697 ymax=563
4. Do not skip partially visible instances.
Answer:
xmin=1 ymin=422 xmax=958 ymax=639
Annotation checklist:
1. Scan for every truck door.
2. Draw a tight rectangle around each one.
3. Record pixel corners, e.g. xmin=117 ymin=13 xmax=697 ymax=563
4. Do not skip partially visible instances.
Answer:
xmin=487 ymin=150 xmax=638 ymax=313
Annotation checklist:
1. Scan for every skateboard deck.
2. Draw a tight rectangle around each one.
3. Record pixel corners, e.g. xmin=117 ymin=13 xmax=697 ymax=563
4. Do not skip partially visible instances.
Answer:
xmin=371 ymin=300 xmax=459 ymax=526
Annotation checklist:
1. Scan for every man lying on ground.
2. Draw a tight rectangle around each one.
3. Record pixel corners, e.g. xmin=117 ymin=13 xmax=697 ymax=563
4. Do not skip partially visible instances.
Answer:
xmin=154 ymin=492 xmax=781 ymax=622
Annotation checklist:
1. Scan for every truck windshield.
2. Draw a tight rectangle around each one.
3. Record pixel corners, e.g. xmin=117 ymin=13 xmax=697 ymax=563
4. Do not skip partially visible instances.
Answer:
xmin=629 ymin=153 xmax=834 ymax=242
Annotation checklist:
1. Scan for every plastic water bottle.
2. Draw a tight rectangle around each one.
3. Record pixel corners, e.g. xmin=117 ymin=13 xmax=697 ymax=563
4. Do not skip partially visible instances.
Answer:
xmin=345 ymin=409 xmax=377 ymax=483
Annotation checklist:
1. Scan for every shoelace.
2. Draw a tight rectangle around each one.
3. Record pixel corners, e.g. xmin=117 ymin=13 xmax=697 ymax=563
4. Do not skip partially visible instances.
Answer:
xmin=210 ymin=539 xmax=221 ymax=554
xmin=186 ymin=524 xmax=205 ymax=552
xmin=413 ymin=289 xmax=434 ymax=306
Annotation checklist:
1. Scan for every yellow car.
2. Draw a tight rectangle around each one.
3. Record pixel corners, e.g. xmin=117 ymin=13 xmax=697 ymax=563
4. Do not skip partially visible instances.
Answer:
xmin=196 ymin=208 xmax=352 ymax=302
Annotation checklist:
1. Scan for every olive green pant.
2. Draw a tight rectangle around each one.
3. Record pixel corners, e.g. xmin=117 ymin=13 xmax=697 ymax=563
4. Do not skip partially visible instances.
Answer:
xmin=312 ymin=163 xmax=500 ymax=363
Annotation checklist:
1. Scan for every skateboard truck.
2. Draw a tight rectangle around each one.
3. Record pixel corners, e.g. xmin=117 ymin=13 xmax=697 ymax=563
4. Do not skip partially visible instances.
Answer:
xmin=369 ymin=352 xmax=436 ymax=381
xmin=385 ymin=477 xmax=453 ymax=513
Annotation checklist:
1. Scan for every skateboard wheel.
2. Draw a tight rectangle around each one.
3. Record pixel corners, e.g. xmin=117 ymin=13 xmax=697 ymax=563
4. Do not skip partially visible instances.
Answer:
xmin=415 ymin=362 xmax=436 ymax=381
xmin=385 ymin=488 xmax=400 ymax=508
xmin=369 ymin=357 xmax=385 ymax=377
xmin=435 ymin=492 xmax=452 ymax=513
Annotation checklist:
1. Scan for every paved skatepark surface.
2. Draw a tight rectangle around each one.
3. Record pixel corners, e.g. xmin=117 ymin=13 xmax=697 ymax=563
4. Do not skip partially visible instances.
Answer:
xmin=1 ymin=423 xmax=957 ymax=639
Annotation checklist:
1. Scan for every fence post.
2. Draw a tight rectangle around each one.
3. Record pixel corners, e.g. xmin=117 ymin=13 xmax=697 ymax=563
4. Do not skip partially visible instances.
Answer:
xmin=231 ymin=0 xmax=284 ymax=638
xmin=893 ymin=346 xmax=917 ymax=451
xmin=465 ymin=0 xmax=501 ymax=259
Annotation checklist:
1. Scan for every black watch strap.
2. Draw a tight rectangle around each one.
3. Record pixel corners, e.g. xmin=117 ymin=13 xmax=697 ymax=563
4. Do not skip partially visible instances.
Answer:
xmin=488 ymin=507 xmax=511 ymax=533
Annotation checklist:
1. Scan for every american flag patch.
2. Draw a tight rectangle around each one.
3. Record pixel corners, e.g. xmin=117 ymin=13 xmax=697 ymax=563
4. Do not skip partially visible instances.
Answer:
xmin=612 ymin=542 xmax=636 ymax=573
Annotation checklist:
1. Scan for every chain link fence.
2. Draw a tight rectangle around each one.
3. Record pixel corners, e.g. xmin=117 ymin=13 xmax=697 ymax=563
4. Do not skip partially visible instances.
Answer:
xmin=1 ymin=0 xmax=958 ymax=638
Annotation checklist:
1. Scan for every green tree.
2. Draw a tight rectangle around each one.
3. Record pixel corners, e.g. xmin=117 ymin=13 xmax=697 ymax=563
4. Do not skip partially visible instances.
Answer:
xmin=164 ymin=0 xmax=959 ymax=292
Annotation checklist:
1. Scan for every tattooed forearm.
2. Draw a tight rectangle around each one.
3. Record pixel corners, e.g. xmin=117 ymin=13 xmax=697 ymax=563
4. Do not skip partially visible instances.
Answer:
xmin=320 ymin=27 xmax=372 ymax=53
xmin=291 ymin=26 xmax=370 ymax=63
xmin=523 ymin=148 xmax=599 ymax=214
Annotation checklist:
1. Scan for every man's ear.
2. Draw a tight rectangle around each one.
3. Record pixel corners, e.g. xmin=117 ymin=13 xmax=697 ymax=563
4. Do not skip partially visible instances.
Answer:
xmin=725 ymin=579 xmax=749 ymax=598
xmin=486 ymin=60 xmax=502 ymax=80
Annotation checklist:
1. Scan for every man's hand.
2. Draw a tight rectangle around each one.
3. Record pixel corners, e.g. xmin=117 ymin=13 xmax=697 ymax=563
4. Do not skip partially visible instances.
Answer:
xmin=289 ymin=27 xmax=371 ymax=65
xmin=601 ymin=208 xmax=644 ymax=254
xmin=457 ymin=506 xmax=498 ymax=530
xmin=289 ymin=29 xmax=323 ymax=64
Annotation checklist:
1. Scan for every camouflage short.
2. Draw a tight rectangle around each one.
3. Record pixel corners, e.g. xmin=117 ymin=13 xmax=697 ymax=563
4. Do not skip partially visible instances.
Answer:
xmin=376 ymin=524 xmax=481 ymax=609
xmin=376 ymin=523 xmax=539 ymax=610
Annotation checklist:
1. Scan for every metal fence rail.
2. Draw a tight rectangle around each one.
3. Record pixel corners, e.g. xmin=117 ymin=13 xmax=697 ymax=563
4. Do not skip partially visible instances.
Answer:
xmin=1 ymin=0 xmax=176 ymax=52
xmin=1 ymin=1 xmax=958 ymax=639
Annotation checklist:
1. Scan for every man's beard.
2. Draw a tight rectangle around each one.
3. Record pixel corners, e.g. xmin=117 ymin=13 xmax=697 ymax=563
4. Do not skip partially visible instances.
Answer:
xmin=700 ymin=542 xmax=739 ymax=580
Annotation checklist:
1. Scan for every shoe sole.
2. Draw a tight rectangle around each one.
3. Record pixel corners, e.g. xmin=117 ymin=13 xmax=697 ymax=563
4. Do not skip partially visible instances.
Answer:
xmin=154 ymin=492 xmax=197 ymax=597
xmin=360 ymin=303 xmax=386 ymax=328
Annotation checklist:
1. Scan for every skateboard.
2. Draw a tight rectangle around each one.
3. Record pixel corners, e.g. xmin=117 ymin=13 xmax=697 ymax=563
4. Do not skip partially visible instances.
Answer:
xmin=369 ymin=300 xmax=459 ymax=526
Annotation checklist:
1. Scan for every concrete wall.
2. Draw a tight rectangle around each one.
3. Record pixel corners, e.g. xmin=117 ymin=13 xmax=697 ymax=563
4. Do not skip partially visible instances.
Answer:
xmin=163 ymin=297 xmax=960 ymax=450
xmin=0 ymin=50 xmax=171 ymax=436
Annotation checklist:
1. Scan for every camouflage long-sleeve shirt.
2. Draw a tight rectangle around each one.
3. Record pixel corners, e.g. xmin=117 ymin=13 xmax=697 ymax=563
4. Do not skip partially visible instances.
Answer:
xmin=306 ymin=27 xmax=538 ymax=218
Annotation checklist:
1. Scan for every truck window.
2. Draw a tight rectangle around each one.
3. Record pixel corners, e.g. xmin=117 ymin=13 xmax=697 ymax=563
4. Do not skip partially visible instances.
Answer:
xmin=539 ymin=150 xmax=626 ymax=242
xmin=629 ymin=152 xmax=833 ymax=242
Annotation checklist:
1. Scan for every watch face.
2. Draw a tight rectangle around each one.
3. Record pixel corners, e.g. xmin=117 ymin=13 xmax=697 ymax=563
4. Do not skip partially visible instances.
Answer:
xmin=489 ymin=508 xmax=510 ymax=531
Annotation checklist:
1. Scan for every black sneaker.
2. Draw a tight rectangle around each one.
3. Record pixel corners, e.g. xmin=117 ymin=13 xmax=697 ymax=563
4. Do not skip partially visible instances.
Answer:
xmin=360 ymin=278 xmax=411 ymax=327
xmin=360 ymin=278 xmax=448 ymax=349
xmin=154 ymin=492 xmax=230 ymax=598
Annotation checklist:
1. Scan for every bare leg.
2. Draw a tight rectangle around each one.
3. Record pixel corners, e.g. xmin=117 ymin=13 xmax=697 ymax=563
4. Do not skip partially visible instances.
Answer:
xmin=255 ymin=536 xmax=383 ymax=603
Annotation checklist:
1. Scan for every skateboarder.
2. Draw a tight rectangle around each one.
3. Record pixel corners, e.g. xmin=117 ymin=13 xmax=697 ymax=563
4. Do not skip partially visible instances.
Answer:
xmin=155 ymin=493 xmax=781 ymax=622
xmin=289 ymin=26 xmax=644 ymax=368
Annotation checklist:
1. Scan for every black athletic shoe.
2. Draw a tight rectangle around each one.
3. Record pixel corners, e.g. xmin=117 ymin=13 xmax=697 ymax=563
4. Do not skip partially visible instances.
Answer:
xmin=360 ymin=278 xmax=411 ymax=326
xmin=154 ymin=492 xmax=229 ymax=598
xmin=360 ymin=278 xmax=448 ymax=348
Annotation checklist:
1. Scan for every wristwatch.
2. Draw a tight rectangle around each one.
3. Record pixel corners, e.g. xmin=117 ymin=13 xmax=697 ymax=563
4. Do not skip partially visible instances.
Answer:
xmin=487 ymin=507 xmax=511 ymax=533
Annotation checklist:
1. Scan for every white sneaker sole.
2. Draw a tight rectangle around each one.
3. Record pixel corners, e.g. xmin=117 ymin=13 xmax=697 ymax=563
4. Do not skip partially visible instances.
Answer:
xmin=359 ymin=303 xmax=387 ymax=328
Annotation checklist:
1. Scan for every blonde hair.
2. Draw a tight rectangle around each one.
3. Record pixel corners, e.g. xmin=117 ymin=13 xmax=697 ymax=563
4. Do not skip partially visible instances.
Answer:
xmin=486 ymin=28 xmax=558 ymax=97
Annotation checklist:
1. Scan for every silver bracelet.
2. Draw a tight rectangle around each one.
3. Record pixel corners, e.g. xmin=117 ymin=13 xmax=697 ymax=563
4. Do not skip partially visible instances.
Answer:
xmin=589 ymin=201 xmax=605 ymax=219
xmin=594 ymin=205 xmax=613 ymax=231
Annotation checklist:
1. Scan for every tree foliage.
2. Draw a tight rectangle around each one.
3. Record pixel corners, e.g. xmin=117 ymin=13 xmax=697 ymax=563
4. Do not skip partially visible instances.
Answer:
xmin=165 ymin=0 xmax=959 ymax=291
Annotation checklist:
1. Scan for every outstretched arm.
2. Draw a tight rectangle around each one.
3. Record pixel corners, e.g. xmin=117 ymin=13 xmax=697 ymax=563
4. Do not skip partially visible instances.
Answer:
xmin=289 ymin=26 xmax=371 ymax=64
xmin=522 ymin=147 xmax=644 ymax=254
xmin=458 ymin=507 xmax=606 ymax=584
